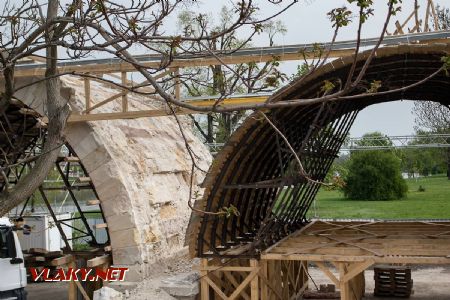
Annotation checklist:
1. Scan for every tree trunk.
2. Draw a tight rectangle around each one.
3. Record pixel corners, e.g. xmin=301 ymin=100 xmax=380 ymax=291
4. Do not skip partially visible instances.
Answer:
xmin=447 ymin=147 xmax=450 ymax=180
xmin=0 ymin=0 xmax=69 ymax=216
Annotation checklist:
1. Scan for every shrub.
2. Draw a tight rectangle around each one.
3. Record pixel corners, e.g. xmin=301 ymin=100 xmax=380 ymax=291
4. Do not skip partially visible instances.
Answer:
xmin=418 ymin=185 xmax=426 ymax=192
xmin=343 ymin=151 xmax=408 ymax=200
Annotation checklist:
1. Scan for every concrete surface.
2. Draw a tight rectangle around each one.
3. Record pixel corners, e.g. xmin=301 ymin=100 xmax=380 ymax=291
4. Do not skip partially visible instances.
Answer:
xmin=26 ymin=282 xmax=68 ymax=300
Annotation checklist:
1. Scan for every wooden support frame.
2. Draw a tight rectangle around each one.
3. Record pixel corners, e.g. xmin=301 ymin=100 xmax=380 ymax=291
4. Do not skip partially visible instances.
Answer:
xmin=261 ymin=220 xmax=450 ymax=300
xmin=199 ymin=258 xmax=308 ymax=300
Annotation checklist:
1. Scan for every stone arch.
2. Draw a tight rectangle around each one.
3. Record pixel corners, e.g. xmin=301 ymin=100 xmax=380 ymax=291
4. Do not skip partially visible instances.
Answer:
xmin=188 ymin=42 xmax=450 ymax=258
xmin=10 ymin=75 xmax=212 ymax=282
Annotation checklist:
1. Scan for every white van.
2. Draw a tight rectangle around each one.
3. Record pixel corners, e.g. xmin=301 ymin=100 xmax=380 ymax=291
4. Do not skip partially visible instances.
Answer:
xmin=0 ymin=217 xmax=27 ymax=300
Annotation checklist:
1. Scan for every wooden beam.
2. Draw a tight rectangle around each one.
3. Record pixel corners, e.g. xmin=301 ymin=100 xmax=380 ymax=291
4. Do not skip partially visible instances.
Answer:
xmin=64 ymin=156 xmax=80 ymax=162
xmin=24 ymin=256 xmax=46 ymax=262
xmin=49 ymin=255 xmax=74 ymax=266
xmin=424 ymin=0 xmax=432 ymax=32
xmin=342 ymin=259 xmax=374 ymax=283
xmin=87 ymin=254 xmax=111 ymax=268
xmin=87 ymin=199 xmax=100 ymax=206
xmin=339 ymin=263 xmax=351 ymax=300
xmin=250 ymin=260 xmax=259 ymax=300
xmin=63 ymin=95 xmax=268 ymax=122
xmin=429 ymin=0 xmax=439 ymax=31
xmin=313 ymin=261 xmax=340 ymax=286
xmin=174 ymin=68 xmax=181 ymax=100
xmin=14 ymin=49 xmax=356 ymax=77
xmin=84 ymin=78 xmax=91 ymax=113
xmin=94 ymin=223 xmax=108 ymax=229
xmin=121 ymin=72 xmax=128 ymax=112
xmin=28 ymin=248 xmax=48 ymax=255
xmin=68 ymin=261 xmax=77 ymax=300
xmin=200 ymin=259 xmax=210 ymax=300
xmin=77 ymin=177 xmax=91 ymax=183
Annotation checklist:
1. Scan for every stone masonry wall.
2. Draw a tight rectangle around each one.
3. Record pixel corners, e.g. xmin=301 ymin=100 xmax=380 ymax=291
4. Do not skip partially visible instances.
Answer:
xmin=13 ymin=75 xmax=212 ymax=282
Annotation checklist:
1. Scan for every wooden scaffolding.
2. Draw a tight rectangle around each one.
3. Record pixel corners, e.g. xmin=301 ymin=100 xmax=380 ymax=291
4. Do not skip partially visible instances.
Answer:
xmin=199 ymin=220 xmax=450 ymax=300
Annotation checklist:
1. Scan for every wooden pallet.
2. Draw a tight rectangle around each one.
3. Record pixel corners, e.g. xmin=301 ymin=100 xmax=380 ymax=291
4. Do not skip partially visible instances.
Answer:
xmin=374 ymin=266 xmax=413 ymax=298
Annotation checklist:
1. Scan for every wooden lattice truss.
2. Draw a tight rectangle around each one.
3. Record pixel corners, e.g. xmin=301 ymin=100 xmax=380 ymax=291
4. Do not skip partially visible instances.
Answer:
xmin=198 ymin=258 xmax=308 ymax=300
xmin=262 ymin=220 xmax=450 ymax=300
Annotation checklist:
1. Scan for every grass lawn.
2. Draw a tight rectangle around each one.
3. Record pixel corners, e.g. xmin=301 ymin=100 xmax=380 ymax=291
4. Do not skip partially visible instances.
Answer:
xmin=308 ymin=174 xmax=450 ymax=219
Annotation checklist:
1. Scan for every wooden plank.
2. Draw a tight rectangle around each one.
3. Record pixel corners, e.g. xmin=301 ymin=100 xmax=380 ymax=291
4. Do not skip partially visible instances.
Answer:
xmin=87 ymin=199 xmax=101 ymax=206
xmin=121 ymin=72 xmax=128 ymax=112
xmin=263 ymin=253 xmax=450 ymax=265
xmin=174 ymin=68 xmax=181 ymax=100
xmin=204 ymin=276 xmax=228 ymax=300
xmin=78 ymin=177 xmax=91 ymax=183
xmin=342 ymin=260 xmax=374 ymax=283
xmin=313 ymin=261 xmax=340 ymax=286
xmin=250 ymin=260 xmax=259 ymax=300
xmin=49 ymin=255 xmax=73 ymax=266
xmin=94 ymin=223 xmax=108 ymax=229
xmin=339 ymin=263 xmax=351 ymax=300
xmin=223 ymin=271 xmax=250 ymax=300
xmin=28 ymin=248 xmax=48 ymax=255
xmin=83 ymin=91 xmax=126 ymax=114
xmin=64 ymin=156 xmax=80 ymax=162
xmin=68 ymin=261 xmax=77 ymax=300
xmin=25 ymin=256 xmax=46 ymax=262
xmin=260 ymin=260 xmax=269 ymax=300
xmin=200 ymin=259 xmax=210 ymax=300
xmin=14 ymin=48 xmax=357 ymax=77
xmin=87 ymin=254 xmax=111 ymax=268
xmin=74 ymin=277 xmax=91 ymax=300
xmin=228 ymin=268 xmax=260 ymax=300
xmin=84 ymin=78 xmax=91 ymax=113
xmin=195 ymin=266 xmax=257 ymax=272
xmin=44 ymin=250 xmax=64 ymax=258
xmin=424 ymin=0 xmax=432 ymax=32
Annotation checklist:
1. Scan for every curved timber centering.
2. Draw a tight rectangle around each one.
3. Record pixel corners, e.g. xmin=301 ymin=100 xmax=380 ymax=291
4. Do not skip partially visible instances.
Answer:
xmin=187 ymin=42 xmax=450 ymax=258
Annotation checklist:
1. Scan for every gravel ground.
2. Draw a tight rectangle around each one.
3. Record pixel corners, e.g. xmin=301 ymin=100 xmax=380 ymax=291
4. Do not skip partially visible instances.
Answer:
xmin=25 ymin=263 xmax=450 ymax=299
xmin=129 ymin=265 xmax=450 ymax=300
xmin=308 ymin=266 xmax=450 ymax=300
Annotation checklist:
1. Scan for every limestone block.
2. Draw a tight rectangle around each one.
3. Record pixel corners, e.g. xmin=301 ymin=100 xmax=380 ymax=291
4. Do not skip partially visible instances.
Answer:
xmin=98 ymin=194 xmax=132 ymax=218
xmin=110 ymin=228 xmax=141 ymax=249
xmin=160 ymin=272 xmax=199 ymax=300
xmin=105 ymin=213 xmax=136 ymax=233
xmin=112 ymin=245 xmax=144 ymax=265
xmin=69 ymin=131 xmax=104 ymax=160
xmin=89 ymin=162 xmax=122 ymax=192
xmin=78 ymin=145 xmax=111 ymax=174
xmin=93 ymin=286 xmax=123 ymax=300
xmin=112 ymin=264 xmax=145 ymax=283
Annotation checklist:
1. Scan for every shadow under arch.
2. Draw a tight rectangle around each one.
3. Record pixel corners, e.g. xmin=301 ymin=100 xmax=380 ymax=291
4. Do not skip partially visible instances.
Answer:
xmin=188 ymin=42 xmax=450 ymax=258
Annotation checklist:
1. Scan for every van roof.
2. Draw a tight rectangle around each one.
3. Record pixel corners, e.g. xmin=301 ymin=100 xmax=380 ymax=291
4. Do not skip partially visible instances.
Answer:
xmin=0 ymin=217 xmax=12 ymax=226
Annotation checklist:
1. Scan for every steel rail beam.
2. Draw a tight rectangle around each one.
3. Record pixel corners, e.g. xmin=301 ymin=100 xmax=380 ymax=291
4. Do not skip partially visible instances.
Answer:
xmin=13 ymin=30 xmax=450 ymax=77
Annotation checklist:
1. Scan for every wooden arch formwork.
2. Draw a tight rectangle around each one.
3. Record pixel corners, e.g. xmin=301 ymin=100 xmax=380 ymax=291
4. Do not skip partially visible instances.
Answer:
xmin=186 ymin=41 xmax=450 ymax=300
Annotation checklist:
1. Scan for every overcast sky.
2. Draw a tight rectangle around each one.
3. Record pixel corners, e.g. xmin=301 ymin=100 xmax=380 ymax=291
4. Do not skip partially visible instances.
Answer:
xmin=188 ymin=0 xmax=447 ymax=136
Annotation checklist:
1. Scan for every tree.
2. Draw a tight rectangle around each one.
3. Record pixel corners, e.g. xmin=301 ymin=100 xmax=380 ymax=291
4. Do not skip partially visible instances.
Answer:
xmin=435 ymin=5 xmax=450 ymax=30
xmin=413 ymin=4 xmax=450 ymax=179
xmin=343 ymin=132 xmax=408 ymax=200
xmin=177 ymin=7 xmax=288 ymax=144
xmin=399 ymin=130 xmax=447 ymax=177
xmin=413 ymin=102 xmax=450 ymax=179
xmin=0 ymin=0 xmax=440 ymax=216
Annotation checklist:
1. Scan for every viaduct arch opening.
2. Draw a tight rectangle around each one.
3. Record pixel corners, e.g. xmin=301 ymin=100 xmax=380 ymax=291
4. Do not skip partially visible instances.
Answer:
xmin=188 ymin=42 xmax=450 ymax=258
